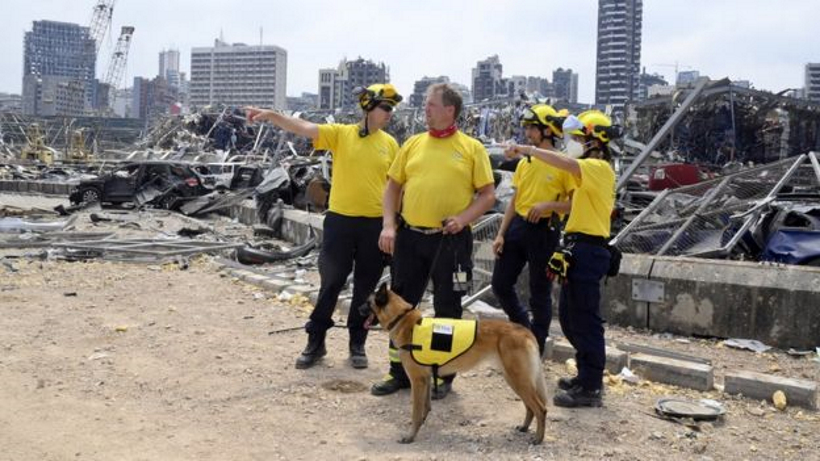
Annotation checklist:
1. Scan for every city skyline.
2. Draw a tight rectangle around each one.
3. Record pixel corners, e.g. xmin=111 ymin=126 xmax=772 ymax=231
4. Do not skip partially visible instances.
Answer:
xmin=3 ymin=0 xmax=819 ymax=105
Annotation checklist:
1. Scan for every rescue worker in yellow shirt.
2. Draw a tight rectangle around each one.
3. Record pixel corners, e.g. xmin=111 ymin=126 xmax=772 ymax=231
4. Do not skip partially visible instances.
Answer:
xmin=372 ymin=83 xmax=496 ymax=399
xmin=505 ymin=110 xmax=618 ymax=408
xmin=491 ymin=104 xmax=573 ymax=357
xmin=245 ymin=84 xmax=402 ymax=370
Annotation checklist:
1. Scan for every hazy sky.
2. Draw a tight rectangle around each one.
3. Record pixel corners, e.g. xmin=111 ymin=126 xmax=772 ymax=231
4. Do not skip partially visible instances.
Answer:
xmin=3 ymin=0 xmax=818 ymax=103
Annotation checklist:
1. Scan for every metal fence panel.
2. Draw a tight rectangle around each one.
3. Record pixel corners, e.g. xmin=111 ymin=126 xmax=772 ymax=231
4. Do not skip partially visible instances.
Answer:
xmin=614 ymin=155 xmax=818 ymax=258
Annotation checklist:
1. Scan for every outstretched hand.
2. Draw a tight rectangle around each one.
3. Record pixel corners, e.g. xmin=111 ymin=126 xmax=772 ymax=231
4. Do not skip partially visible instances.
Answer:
xmin=504 ymin=143 xmax=528 ymax=160
xmin=244 ymin=106 xmax=270 ymax=123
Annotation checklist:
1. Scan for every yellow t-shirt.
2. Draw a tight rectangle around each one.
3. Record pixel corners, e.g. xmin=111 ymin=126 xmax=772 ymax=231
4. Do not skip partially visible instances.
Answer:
xmin=314 ymin=124 xmax=399 ymax=217
xmin=564 ymin=158 xmax=615 ymax=238
xmin=512 ymin=157 xmax=572 ymax=219
xmin=389 ymin=131 xmax=494 ymax=228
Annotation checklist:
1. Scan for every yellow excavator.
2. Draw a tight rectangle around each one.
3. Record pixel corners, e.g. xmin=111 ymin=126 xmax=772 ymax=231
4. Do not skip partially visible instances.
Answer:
xmin=19 ymin=123 xmax=56 ymax=165
xmin=65 ymin=128 xmax=93 ymax=163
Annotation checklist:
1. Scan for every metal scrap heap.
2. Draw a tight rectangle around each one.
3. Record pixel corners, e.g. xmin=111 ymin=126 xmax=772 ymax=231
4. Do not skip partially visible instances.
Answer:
xmin=628 ymin=78 xmax=820 ymax=166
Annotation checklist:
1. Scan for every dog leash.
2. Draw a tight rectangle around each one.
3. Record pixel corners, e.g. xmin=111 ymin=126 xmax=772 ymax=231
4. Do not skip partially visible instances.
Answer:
xmin=389 ymin=228 xmax=450 ymax=397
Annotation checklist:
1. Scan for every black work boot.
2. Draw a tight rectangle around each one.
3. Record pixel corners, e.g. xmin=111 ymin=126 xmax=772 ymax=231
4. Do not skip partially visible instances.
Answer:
xmin=295 ymin=332 xmax=326 ymax=369
xmin=553 ymin=385 xmax=603 ymax=408
xmin=349 ymin=342 xmax=368 ymax=369
xmin=371 ymin=374 xmax=410 ymax=396
xmin=557 ymin=376 xmax=579 ymax=391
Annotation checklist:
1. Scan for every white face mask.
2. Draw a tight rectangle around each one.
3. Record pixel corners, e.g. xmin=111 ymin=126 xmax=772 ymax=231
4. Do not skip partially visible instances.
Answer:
xmin=564 ymin=139 xmax=585 ymax=159
xmin=564 ymin=139 xmax=597 ymax=159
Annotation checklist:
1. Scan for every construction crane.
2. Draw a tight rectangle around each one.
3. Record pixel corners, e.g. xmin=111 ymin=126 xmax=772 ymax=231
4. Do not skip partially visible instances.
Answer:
xmin=89 ymin=0 xmax=116 ymax=53
xmin=103 ymin=26 xmax=135 ymax=91
xmin=101 ymin=26 xmax=135 ymax=114
xmin=652 ymin=62 xmax=694 ymax=84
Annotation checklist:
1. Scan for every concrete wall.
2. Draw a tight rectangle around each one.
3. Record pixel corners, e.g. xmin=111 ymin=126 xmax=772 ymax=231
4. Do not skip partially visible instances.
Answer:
xmin=269 ymin=210 xmax=820 ymax=350
xmin=212 ymin=207 xmax=820 ymax=349
xmin=0 ymin=180 xmax=73 ymax=196
xmin=605 ymin=254 xmax=820 ymax=349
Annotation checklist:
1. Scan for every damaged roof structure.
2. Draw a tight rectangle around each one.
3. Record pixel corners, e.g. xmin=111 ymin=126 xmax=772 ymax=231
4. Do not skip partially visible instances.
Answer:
xmin=624 ymin=78 xmax=820 ymax=166
xmin=613 ymin=79 xmax=820 ymax=266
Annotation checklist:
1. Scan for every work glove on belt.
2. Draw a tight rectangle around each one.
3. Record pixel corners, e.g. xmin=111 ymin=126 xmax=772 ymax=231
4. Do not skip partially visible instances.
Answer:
xmin=547 ymin=248 xmax=572 ymax=283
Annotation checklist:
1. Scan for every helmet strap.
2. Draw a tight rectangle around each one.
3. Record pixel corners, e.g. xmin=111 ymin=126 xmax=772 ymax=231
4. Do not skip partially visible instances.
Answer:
xmin=538 ymin=125 xmax=559 ymax=145
xmin=358 ymin=116 xmax=370 ymax=138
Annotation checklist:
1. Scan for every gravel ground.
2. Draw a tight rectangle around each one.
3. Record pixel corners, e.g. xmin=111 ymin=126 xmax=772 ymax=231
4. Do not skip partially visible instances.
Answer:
xmin=1 ymin=252 xmax=818 ymax=461
xmin=2 ymin=192 xmax=818 ymax=460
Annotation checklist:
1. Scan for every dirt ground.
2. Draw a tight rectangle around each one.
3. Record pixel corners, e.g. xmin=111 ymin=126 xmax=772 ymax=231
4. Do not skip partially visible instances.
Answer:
xmin=1 ymin=251 xmax=818 ymax=461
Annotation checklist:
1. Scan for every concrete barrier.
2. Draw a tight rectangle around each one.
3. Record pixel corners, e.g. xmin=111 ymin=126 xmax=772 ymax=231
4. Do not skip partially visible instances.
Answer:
xmin=630 ymin=353 xmax=714 ymax=391
xmin=281 ymin=209 xmax=325 ymax=244
xmin=604 ymin=255 xmax=820 ymax=349
xmin=265 ymin=209 xmax=820 ymax=350
xmin=604 ymin=254 xmax=654 ymax=329
xmin=724 ymin=370 xmax=817 ymax=410
xmin=0 ymin=180 xmax=73 ymax=197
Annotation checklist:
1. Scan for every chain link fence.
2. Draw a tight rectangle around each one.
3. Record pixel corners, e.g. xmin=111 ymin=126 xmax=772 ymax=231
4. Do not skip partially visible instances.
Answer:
xmin=470 ymin=213 xmax=502 ymax=289
xmin=613 ymin=153 xmax=820 ymax=258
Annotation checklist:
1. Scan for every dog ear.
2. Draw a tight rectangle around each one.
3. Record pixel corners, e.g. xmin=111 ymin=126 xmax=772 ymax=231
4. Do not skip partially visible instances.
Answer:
xmin=374 ymin=282 xmax=389 ymax=307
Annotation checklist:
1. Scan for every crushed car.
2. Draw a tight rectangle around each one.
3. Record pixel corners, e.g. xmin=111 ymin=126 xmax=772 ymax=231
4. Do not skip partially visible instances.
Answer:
xmin=69 ymin=161 xmax=209 ymax=210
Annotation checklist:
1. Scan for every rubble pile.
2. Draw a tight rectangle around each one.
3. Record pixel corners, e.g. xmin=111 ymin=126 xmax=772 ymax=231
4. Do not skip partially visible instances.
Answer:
xmin=629 ymin=79 xmax=820 ymax=166
xmin=0 ymin=201 xmax=315 ymax=269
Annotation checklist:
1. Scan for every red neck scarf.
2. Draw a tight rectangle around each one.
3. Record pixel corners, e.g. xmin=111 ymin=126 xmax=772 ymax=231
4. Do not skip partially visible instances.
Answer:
xmin=429 ymin=124 xmax=458 ymax=138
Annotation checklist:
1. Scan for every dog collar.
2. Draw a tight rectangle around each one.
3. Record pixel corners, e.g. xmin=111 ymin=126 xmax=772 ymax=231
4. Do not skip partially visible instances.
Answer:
xmin=386 ymin=307 xmax=414 ymax=331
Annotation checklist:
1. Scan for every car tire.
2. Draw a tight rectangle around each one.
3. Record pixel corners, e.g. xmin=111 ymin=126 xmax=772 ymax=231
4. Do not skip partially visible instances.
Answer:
xmin=79 ymin=187 xmax=101 ymax=204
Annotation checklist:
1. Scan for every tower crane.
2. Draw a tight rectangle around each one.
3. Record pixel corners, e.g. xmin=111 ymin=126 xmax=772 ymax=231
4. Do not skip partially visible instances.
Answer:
xmin=652 ymin=62 xmax=694 ymax=84
xmin=88 ymin=0 xmax=116 ymax=53
xmin=103 ymin=26 xmax=135 ymax=95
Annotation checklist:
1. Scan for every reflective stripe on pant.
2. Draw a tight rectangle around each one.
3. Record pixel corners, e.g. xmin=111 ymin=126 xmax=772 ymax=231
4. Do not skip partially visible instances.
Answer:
xmin=306 ymin=212 xmax=387 ymax=345
xmin=558 ymin=241 xmax=610 ymax=391
xmin=491 ymin=215 xmax=559 ymax=352
xmin=387 ymin=226 xmax=473 ymax=383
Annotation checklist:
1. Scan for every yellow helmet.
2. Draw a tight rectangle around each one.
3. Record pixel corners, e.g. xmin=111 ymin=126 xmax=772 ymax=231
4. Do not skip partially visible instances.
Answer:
xmin=520 ymin=104 xmax=568 ymax=136
xmin=355 ymin=83 xmax=403 ymax=111
xmin=569 ymin=110 xmax=618 ymax=143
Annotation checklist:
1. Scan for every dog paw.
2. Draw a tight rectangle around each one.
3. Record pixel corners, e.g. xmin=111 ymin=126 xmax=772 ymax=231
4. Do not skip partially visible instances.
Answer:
xmin=398 ymin=435 xmax=416 ymax=444
xmin=515 ymin=425 xmax=529 ymax=433
xmin=530 ymin=437 xmax=543 ymax=445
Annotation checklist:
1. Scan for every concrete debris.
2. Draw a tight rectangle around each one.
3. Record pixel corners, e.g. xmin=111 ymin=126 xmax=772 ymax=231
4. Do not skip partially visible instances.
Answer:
xmin=724 ymin=339 xmax=773 ymax=353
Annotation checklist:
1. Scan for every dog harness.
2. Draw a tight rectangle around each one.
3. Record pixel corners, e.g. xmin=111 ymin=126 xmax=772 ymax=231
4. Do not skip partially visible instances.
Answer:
xmin=401 ymin=318 xmax=478 ymax=367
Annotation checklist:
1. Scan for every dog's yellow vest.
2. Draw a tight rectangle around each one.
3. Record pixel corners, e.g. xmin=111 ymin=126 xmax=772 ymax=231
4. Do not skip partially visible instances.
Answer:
xmin=406 ymin=318 xmax=477 ymax=367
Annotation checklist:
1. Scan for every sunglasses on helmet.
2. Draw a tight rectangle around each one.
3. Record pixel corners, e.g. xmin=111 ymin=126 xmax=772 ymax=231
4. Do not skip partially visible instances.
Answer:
xmin=588 ymin=124 xmax=623 ymax=140
xmin=377 ymin=103 xmax=394 ymax=112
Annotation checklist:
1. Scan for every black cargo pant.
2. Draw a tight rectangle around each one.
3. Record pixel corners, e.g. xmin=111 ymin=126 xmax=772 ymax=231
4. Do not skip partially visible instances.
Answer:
xmin=386 ymin=225 xmax=473 ymax=384
xmin=558 ymin=238 xmax=611 ymax=392
xmin=305 ymin=212 xmax=387 ymax=346
xmin=491 ymin=215 xmax=560 ymax=354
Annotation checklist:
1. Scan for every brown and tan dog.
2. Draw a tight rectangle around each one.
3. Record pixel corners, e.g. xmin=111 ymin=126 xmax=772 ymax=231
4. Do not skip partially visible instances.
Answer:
xmin=361 ymin=282 xmax=548 ymax=444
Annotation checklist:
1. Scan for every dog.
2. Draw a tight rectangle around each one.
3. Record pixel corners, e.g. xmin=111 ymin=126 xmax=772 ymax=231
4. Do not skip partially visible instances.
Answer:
xmin=360 ymin=282 xmax=547 ymax=444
